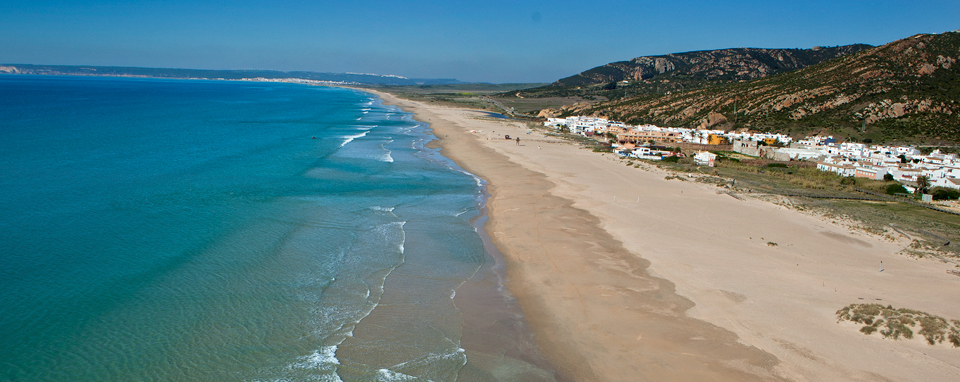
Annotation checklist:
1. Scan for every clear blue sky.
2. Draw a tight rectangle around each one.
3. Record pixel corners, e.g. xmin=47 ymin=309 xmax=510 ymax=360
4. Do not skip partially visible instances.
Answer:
xmin=2 ymin=0 xmax=957 ymax=83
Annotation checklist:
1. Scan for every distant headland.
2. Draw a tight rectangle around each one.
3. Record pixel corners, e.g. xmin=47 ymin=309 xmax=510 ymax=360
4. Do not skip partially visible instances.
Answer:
xmin=0 ymin=64 xmax=462 ymax=86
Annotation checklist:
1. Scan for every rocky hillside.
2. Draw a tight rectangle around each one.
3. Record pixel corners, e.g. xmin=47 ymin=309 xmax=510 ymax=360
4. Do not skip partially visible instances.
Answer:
xmin=510 ymin=45 xmax=870 ymax=102
xmin=544 ymin=32 xmax=960 ymax=143
xmin=556 ymin=45 xmax=871 ymax=86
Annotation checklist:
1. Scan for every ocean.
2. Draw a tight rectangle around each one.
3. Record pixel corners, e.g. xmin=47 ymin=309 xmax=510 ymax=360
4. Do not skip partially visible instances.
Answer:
xmin=0 ymin=76 xmax=553 ymax=381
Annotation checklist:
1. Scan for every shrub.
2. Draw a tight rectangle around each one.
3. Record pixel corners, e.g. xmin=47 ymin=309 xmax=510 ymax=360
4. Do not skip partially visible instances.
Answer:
xmin=836 ymin=303 xmax=960 ymax=347
xmin=660 ymin=156 xmax=680 ymax=163
xmin=767 ymin=163 xmax=788 ymax=168
xmin=931 ymin=187 xmax=960 ymax=200
xmin=886 ymin=183 xmax=909 ymax=195
xmin=883 ymin=173 xmax=895 ymax=181
xmin=592 ymin=146 xmax=613 ymax=153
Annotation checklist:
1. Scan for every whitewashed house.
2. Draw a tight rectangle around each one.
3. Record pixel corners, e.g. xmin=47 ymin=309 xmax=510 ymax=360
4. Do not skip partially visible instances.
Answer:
xmin=694 ymin=151 xmax=717 ymax=167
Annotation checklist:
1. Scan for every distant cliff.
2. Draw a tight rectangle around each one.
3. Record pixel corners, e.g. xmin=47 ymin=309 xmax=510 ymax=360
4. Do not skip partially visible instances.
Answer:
xmin=0 ymin=64 xmax=462 ymax=86
xmin=555 ymin=45 xmax=872 ymax=86
xmin=539 ymin=32 xmax=960 ymax=143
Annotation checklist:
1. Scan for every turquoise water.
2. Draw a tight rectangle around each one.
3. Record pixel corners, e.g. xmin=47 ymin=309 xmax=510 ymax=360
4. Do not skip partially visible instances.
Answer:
xmin=0 ymin=76 xmax=549 ymax=381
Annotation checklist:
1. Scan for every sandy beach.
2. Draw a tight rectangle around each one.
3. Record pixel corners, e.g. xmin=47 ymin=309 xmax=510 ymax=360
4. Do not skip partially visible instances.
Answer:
xmin=365 ymin=90 xmax=960 ymax=382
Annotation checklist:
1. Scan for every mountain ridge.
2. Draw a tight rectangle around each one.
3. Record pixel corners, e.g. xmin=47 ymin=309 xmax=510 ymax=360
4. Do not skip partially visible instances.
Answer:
xmin=536 ymin=32 xmax=960 ymax=143
xmin=555 ymin=44 xmax=873 ymax=86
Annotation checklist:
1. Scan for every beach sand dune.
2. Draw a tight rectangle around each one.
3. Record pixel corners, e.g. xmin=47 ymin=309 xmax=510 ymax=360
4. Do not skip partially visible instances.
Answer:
xmin=367 ymin=90 xmax=960 ymax=382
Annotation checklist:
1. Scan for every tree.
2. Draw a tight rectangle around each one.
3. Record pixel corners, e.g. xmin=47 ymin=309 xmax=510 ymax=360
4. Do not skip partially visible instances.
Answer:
xmin=931 ymin=187 xmax=960 ymax=200
xmin=883 ymin=173 xmax=894 ymax=182
xmin=916 ymin=175 xmax=930 ymax=195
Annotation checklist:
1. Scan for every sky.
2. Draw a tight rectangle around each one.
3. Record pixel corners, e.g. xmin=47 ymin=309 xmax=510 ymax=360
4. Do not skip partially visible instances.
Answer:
xmin=1 ymin=0 xmax=958 ymax=83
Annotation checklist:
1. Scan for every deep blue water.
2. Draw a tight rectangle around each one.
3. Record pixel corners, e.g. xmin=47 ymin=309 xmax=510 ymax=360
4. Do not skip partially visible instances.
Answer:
xmin=0 ymin=75 xmax=518 ymax=381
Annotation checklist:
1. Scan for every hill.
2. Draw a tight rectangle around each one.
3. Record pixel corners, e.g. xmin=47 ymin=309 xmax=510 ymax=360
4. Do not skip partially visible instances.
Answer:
xmin=557 ymin=45 xmax=871 ymax=86
xmin=0 ymin=64 xmax=462 ymax=86
xmin=510 ymin=44 xmax=870 ymax=102
xmin=541 ymin=32 xmax=960 ymax=143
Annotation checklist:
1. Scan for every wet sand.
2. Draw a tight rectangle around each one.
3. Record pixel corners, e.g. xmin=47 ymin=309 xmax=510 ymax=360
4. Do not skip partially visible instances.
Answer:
xmin=364 ymin=89 xmax=960 ymax=382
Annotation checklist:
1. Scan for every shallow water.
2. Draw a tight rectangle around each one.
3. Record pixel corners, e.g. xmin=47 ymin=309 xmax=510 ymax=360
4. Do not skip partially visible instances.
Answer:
xmin=0 ymin=76 xmax=554 ymax=381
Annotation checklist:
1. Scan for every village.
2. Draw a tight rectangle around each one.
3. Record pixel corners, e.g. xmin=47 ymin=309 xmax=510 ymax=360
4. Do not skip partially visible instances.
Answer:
xmin=544 ymin=116 xmax=960 ymax=195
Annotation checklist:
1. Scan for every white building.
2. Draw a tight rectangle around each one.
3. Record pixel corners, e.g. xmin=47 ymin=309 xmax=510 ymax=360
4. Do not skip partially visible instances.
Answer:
xmin=544 ymin=116 xmax=611 ymax=135
xmin=694 ymin=151 xmax=717 ymax=167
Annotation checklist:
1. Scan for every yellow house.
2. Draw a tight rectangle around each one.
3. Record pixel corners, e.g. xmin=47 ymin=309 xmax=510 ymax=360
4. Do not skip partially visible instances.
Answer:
xmin=707 ymin=134 xmax=728 ymax=145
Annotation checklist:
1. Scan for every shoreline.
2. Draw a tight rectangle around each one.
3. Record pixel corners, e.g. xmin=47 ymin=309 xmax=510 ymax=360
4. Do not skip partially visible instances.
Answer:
xmin=363 ymin=88 xmax=779 ymax=381
xmin=369 ymin=88 xmax=564 ymax=381
xmin=360 ymin=88 xmax=960 ymax=381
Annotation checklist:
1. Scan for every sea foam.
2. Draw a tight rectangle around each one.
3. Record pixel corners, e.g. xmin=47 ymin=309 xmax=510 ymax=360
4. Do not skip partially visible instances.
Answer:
xmin=287 ymin=347 xmax=343 ymax=382
xmin=339 ymin=131 xmax=368 ymax=147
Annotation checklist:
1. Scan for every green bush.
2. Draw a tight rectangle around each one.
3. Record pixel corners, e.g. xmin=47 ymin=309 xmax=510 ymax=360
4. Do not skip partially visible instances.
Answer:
xmin=886 ymin=183 xmax=909 ymax=195
xmin=767 ymin=163 xmax=788 ymax=168
xmin=883 ymin=173 xmax=895 ymax=181
xmin=660 ymin=156 xmax=680 ymax=163
xmin=931 ymin=188 xmax=960 ymax=200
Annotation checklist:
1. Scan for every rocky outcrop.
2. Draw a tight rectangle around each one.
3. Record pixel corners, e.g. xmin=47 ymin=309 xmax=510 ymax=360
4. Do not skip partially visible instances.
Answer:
xmin=699 ymin=112 xmax=728 ymax=129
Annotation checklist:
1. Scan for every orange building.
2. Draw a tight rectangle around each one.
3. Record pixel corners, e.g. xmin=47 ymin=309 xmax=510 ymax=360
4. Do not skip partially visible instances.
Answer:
xmin=707 ymin=134 xmax=729 ymax=145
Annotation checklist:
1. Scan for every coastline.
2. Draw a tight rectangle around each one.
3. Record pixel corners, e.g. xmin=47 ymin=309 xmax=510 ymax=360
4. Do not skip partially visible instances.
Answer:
xmin=361 ymin=88 xmax=960 ymax=381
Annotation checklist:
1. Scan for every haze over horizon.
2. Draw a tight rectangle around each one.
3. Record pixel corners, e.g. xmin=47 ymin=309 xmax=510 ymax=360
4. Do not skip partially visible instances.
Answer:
xmin=2 ymin=0 xmax=958 ymax=83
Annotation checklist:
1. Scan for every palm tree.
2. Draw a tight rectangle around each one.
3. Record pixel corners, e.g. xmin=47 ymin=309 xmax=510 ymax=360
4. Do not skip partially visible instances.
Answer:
xmin=916 ymin=175 xmax=930 ymax=195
